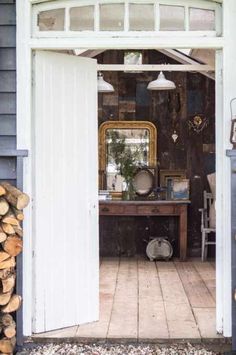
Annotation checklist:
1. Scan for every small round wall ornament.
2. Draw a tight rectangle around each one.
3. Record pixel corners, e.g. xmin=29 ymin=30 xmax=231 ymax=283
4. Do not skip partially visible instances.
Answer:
xmin=188 ymin=114 xmax=209 ymax=134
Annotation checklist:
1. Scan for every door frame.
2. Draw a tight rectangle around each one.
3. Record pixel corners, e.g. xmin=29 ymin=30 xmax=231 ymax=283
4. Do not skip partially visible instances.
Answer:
xmin=17 ymin=0 xmax=232 ymax=338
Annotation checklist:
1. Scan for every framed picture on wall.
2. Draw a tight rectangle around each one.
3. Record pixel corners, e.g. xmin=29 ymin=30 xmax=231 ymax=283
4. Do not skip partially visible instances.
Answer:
xmin=160 ymin=170 xmax=187 ymax=199
xmin=172 ymin=179 xmax=190 ymax=200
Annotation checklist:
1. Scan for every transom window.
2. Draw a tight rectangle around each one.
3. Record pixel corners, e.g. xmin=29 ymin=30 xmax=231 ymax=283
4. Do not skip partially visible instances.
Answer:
xmin=33 ymin=0 xmax=222 ymax=37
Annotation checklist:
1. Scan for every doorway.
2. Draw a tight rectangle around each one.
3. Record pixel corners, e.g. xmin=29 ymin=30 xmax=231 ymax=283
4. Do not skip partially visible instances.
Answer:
xmin=95 ymin=49 xmax=217 ymax=341
xmin=31 ymin=48 xmax=219 ymax=341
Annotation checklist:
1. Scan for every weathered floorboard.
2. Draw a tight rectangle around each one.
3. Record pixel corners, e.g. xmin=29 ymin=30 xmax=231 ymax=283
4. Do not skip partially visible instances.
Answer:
xmin=175 ymin=262 xmax=215 ymax=308
xmin=193 ymin=308 xmax=222 ymax=339
xmin=76 ymin=258 xmax=119 ymax=338
xmin=193 ymin=261 xmax=216 ymax=301
xmin=107 ymin=258 xmax=138 ymax=340
xmin=157 ymin=262 xmax=200 ymax=339
xmin=138 ymin=258 xmax=169 ymax=339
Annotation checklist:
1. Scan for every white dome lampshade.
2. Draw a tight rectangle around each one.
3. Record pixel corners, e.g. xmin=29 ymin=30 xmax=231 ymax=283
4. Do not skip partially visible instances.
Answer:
xmin=147 ymin=71 xmax=176 ymax=91
xmin=97 ymin=72 xmax=114 ymax=93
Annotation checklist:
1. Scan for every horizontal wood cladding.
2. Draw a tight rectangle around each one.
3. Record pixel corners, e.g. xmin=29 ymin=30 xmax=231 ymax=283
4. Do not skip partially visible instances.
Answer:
xmin=0 ymin=48 xmax=16 ymax=70
xmin=0 ymin=115 xmax=16 ymax=135
xmin=0 ymin=1 xmax=16 ymax=168
xmin=0 ymin=158 xmax=16 ymax=179
xmin=0 ymin=4 xmax=15 ymax=25
xmin=0 ymin=93 xmax=16 ymax=114
xmin=0 ymin=1 xmax=15 ymax=3
xmin=0 ymin=71 xmax=16 ymax=92
xmin=0 ymin=137 xmax=15 ymax=149
xmin=0 ymin=26 xmax=15 ymax=47
xmin=98 ymin=50 xmax=215 ymax=257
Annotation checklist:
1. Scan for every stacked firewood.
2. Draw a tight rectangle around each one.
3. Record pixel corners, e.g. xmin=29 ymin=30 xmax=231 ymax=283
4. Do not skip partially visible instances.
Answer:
xmin=0 ymin=183 xmax=29 ymax=354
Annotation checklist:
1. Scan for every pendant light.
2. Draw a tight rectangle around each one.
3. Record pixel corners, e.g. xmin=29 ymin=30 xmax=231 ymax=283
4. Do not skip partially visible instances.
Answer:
xmin=147 ymin=71 xmax=176 ymax=91
xmin=97 ymin=72 xmax=114 ymax=93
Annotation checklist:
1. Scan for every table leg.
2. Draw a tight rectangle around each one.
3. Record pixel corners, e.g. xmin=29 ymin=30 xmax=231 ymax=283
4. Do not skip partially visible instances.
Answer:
xmin=179 ymin=205 xmax=187 ymax=261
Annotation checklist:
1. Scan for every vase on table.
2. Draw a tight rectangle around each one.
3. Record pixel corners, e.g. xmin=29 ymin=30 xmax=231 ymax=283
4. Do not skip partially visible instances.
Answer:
xmin=122 ymin=179 xmax=135 ymax=200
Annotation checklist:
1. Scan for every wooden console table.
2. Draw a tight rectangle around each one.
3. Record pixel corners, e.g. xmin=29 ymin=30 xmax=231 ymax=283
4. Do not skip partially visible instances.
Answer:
xmin=99 ymin=200 xmax=190 ymax=261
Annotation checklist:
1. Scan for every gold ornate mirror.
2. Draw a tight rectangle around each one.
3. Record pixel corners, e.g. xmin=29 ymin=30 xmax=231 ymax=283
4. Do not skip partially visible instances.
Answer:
xmin=99 ymin=121 xmax=157 ymax=194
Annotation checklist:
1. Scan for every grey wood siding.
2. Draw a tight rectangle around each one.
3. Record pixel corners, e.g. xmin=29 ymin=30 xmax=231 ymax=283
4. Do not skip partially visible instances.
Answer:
xmin=0 ymin=0 xmax=16 ymax=183
xmin=0 ymin=5 xmax=24 ymax=343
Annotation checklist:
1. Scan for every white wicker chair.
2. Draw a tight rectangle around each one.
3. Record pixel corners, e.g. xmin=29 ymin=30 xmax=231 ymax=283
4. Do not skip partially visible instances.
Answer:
xmin=199 ymin=191 xmax=216 ymax=261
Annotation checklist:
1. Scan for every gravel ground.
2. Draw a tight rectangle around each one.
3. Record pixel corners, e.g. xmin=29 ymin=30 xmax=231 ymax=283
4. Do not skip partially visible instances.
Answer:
xmin=19 ymin=343 xmax=224 ymax=355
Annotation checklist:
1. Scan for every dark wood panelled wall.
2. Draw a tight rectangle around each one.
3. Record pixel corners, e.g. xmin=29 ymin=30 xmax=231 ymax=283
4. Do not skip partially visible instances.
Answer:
xmin=97 ymin=50 xmax=215 ymax=257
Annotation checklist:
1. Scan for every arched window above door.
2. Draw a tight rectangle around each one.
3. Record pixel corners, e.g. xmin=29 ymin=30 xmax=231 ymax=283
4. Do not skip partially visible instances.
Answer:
xmin=32 ymin=0 xmax=222 ymax=37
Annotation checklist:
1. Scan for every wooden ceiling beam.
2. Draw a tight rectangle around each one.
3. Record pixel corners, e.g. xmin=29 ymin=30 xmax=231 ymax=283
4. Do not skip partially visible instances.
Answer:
xmin=73 ymin=49 xmax=89 ymax=56
xmin=97 ymin=64 xmax=215 ymax=72
xmin=74 ymin=49 xmax=105 ymax=57
xmin=158 ymin=49 xmax=215 ymax=80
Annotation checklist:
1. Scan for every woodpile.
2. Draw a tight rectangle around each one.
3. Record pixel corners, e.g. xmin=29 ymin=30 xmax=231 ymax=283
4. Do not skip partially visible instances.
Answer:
xmin=0 ymin=183 xmax=29 ymax=354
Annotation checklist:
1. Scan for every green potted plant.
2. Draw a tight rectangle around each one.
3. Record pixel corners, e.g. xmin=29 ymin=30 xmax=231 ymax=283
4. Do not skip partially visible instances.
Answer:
xmin=108 ymin=130 xmax=141 ymax=200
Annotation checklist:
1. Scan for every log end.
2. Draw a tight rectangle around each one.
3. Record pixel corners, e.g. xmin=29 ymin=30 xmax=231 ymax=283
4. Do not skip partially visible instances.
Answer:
xmin=17 ymin=194 xmax=30 ymax=210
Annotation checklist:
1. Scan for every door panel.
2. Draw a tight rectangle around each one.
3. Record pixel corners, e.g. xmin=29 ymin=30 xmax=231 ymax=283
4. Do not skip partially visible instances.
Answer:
xmin=33 ymin=51 xmax=98 ymax=333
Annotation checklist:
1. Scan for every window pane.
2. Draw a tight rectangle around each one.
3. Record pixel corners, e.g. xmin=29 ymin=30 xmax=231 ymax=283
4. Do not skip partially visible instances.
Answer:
xmin=189 ymin=8 xmax=215 ymax=31
xmin=129 ymin=4 xmax=154 ymax=31
xmin=38 ymin=9 xmax=65 ymax=31
xmin=160 ymin=5 xmax=185 ymax=31
xmin=100 ymin=4 xmax=124 ymax=31
xmin=70 ymin=6 xmax=94 ymax=31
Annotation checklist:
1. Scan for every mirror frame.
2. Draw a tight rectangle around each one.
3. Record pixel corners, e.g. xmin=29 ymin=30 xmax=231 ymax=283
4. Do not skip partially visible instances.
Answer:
xmin=99 ymin=120 xmax=157 ymax=192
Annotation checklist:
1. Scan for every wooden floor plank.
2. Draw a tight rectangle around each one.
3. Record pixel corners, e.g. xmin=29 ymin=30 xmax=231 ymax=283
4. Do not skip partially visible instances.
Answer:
xmin=107 ymin=258 xmax=138 ymax=340
xmin=138 ymin=259 xmax=169 ymax=340
xmin=193 ymin=261 xmax=216 ymax=301
xmin=210 ymin=261 xmax=216 ymax=268
xmin=76 ymin=258 xmax=119 ymax=338
xmin=193 ymin=308 xmax=221 ymax=339
xmin=157 ymin=262 xmax=200 ymax=339
xmin=175 ymin=262 xmax=215 ymax=308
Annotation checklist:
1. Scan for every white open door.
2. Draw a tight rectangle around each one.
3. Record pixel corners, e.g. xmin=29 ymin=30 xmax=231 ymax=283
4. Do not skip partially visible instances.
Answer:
xmin=32 ymin=51 xmax=99 ymax=333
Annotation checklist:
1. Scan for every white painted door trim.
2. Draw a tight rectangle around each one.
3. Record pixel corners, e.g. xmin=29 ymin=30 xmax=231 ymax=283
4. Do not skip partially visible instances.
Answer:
xmin=17 ymin=0 xmax=230 ymax=338
xmin=29 ymin=36 xmax=223 ymax=50
xmin=16 ymin=0 xmax=34 ymax=337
